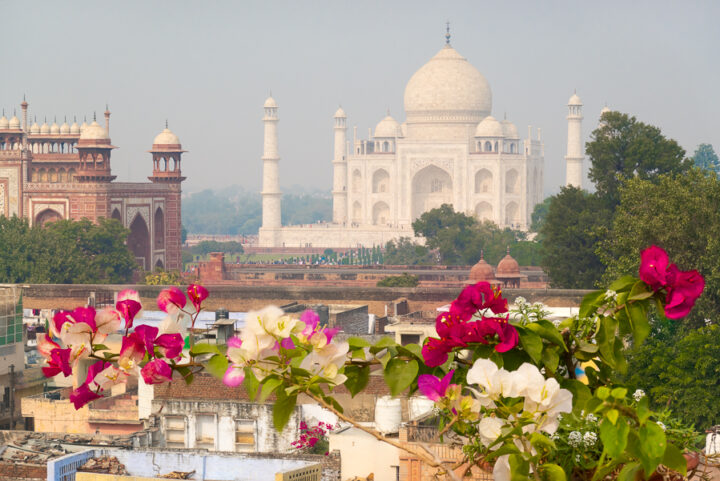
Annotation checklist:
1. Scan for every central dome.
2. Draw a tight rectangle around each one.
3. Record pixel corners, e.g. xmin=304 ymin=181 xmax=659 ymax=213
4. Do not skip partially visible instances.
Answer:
xmin=404 ymin=45 xmax=492 ymax=123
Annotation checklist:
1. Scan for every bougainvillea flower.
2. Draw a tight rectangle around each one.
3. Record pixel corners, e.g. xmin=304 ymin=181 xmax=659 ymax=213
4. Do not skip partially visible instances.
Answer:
xmin=86 ymin=360 xmax=112 ymax=389
xmin=95 ymin=307 xmax=122 ymax=335
xmin=157 ymin=287 xmax=187 ymax=314
xmin=118 ymin=332 xmax=146 ymax=374
xmin=451 ymin=282 xmax=508 ymax=321
xmin=134 ymin=325 xmax=160 ymax=358
xmin=300 ymin=310 xmax=319 ymax=338
xmin=418 ymin=370 xmax=455 ymax=401
xmin=155 ymin=333 xmax=184 ymax=359
xmin=37 ymin=333 xmax=61 ymax=359
xmin=42 ymin=348 xmax=73 ymax=378
xmin=223 ymin=364 xmax=245 ymax=387
xmin=69 ymin=383 xmax=103 ymax=409
xmin=116 ymin=299 xmax=142 ymax=330
xmin=227 ymin=336 xmax=243 ymax=349
xmin=187 ymin=284 xmax=209 ymax=312
xmin=93 ymin=365 xmax=129 ymax=391
xmin=51 ymin=311 xmax=73 ymax=337
xmin=118 ymin=289 xmax=140 ymax=303
xmin=639 ymin=246 xmax=670 ymax=291
xmin=422 ymin=337 xmax=451 ymax=367
xmin=665 ymin=286 xmax=702 ymax=319
xmin=667 ymin=265 xmax=705 ymax=300
xmin=280 ymin=337 xmax=296 ymax=349
xmin=141 ymin=358 xmax=173 ymax=384
xmin=471 ymin=318 xmax=519 ymax=353
xmin=435 ymin=312 xmax=473 ymax=348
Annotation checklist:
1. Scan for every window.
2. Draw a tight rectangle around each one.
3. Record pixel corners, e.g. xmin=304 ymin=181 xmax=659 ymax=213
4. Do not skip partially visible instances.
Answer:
xmin=401 ymin=334 xmax=421 ymax=346
xmin=164 ymin=416 xmax=186 ymax=448
xmin=235 ymin=419 xmax=256 ymax=452
xmin=430 ymin=179 xmax=443 ymax=193
xmin=196 ymin=414 xmax=216 ymax=450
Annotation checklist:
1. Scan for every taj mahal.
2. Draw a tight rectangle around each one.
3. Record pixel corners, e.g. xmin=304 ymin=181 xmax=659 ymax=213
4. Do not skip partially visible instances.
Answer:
xmin=259 ymin=32 xmax=585 ymax=248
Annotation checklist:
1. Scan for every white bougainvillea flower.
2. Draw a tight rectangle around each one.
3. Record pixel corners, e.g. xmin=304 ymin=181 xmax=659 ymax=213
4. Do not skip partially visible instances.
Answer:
xmin=493 ymin=454 xmax=511 ymax=481
xmin=466 ymin=359 xmax=512 ymax=406
xmin=478 ymin=416 xmax=505 ymax=449
xmin=300 ymin=341 xmax=349 ymax=385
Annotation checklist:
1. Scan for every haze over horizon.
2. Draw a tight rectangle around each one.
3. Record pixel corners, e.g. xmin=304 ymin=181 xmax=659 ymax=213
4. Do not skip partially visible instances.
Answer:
xmin=2 ymin=1 xmax=718 ymax=197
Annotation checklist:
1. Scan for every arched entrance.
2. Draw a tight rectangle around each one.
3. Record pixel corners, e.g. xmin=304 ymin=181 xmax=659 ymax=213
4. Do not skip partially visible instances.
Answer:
xmin=35 ymin=209 xmax=62 ymax=227
xmin=128 ymin=215 xmax=150 ymax=270
xmin=111 ymin=208 xmax=122 ymax=222
xmin=154 ymin=207 xmax=165 ymax=250
xmin=372 ymin=201 xmax=390 ymax=225
xmin=475 ymin=202 xmax=493 ymax=222
xmin=411 ymin=165 xmax=453 ymax=219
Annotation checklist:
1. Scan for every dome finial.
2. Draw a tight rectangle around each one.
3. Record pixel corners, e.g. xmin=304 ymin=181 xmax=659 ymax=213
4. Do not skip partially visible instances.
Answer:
xmin=506 ymin=245 xmax=510 ymax=255
xmin=480 ymin=249 xmax=484 ymax=260
xmin=165 ymin=119 xmax=169 ymax=129
xmin=445 ymin=21 xmax=451 ymax=45
xmin=93 ymin=112 xmax=97 ymax=122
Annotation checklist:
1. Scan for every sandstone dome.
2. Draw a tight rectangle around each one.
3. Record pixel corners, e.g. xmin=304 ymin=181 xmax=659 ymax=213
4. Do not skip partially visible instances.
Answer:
xmin=404 ymin=45 xmax=492 ymax=123
xmin=497 ymin=250 xmax=520 ymax=276
xmin=374 ymin=114 xmax=401 ymax=138
xmin=469 ymin=253 xmax=495 ymax=282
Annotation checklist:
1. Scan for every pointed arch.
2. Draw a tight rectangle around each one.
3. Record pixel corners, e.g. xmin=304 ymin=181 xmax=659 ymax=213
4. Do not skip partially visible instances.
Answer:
xmin=154 ymin=207 xmax=165 ymax=249
xmin=35 ymin=209 xmax=62 ymax=227
xmin=352 ymin=201 xmax=362 ymax=223
xmin=111 ymin=208 xmax=122 ymax=222
xmin=128 ymin=214 xmax=151 ymax=270
xmin=506 ymin=169 xmax=519 ymax=194
xmin=475 ymin=202 xmax=493 ymax=222
xmin=352 ymin=169 xmax=362 ymax=193
xmin=505 ymin=202 xmax=519 ymax=227
xmin=474 ymin=169 xmax=493 ymax=194
xmin=155 ymin=258 xmax=165 ymax=270
xmin=372 ymin=201 xmax=390 ymax=225
xmin=372 ymin=169 xmax=390 ymax=193
xmin=411 ymin=165 xmax=453 ymax=219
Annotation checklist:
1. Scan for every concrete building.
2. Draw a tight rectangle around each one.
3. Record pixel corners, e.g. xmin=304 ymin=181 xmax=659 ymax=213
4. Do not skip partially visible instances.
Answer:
xmin=259 ymin=31 xmax=545 ymax=248
xmin=0 ymin=101 xmax=185 ymax=270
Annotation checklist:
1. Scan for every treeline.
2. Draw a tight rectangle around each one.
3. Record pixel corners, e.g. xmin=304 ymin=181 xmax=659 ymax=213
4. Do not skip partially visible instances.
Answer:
xmin=182 ymin=186 xmax=331 ymax=235
xmin=0 ymin=216 xmax=136 ymax=284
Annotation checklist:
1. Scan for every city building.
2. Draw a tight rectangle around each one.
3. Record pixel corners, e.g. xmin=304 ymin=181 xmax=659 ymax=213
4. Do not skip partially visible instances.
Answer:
xmin=259 ymin=31 xmax=546 ymax=248
xmin=0 ymin=101 xmax=185 ymax=270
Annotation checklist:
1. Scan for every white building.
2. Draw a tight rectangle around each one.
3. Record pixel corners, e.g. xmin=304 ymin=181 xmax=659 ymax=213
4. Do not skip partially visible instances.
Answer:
xmin=259 ymin=34 xmax=546 ymax=248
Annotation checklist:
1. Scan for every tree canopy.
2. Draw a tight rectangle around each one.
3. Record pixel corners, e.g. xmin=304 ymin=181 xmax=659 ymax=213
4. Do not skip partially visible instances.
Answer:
xmin=692 ymin=143 xmax=719 ymax=176
xmin=0 ymin=216 xmax=136 ymax=284
xmin=382 ymin=237 xmax=436 ymax=265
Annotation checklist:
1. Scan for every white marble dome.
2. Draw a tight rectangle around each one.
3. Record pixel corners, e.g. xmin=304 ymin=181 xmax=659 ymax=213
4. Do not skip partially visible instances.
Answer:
xmin=70 ymin=120 xmax=80 ymax=134
xmin=474 ymin=115 xmax=503 ymax=137
xmin=40 ymin=122 xmax=50 ymax=134
xmin=333 ymin=107 xmax=346 ymax=118
xmin=50 ymin=121 xmax=60 ymax=135
xmin=79 ymin=120 xmax=109 ymax=140
xmin=374 ymin=115 xmax=401 ymax=138
xmin=0 ymin=115 xmax=8 ymax=130
xmin=30 ymin=120 xmax=40 ymax=134
xmin=264 ymin=96 xmax=278 ymax=108
xmin=568 ymin=93 xmax=582 ymax=106
xmin=153 ymin=127 xmax=181 ymax=146
xmin=9 ymin=116 xmax=20 ymax=129
xmin=404 ymin=45 xmax=492 ymax=120
xmin=60 ymin=120 xmax=70 ymax=134
xmin=501 ymin=119 xmax=519 ymax=139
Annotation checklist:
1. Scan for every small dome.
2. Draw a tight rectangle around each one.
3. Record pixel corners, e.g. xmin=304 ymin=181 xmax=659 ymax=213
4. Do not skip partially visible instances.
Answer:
xmin=9 ymin=116 xmax=20 ymax=129
xmin=600 ymin=106 xmax=611 ymax=116
xmin=40 ymin=122 xmax=50 ymax=134
xmin=80 ymin=120 xmax=88 ymax=133
xmin=469 ymin=253 xmax=495 ymax=282
xmin=501 ymin=119 xmax=519 ymax=139
xmin=50 ymin=120 xmax=60 ymax=135
xmin=79 ymin=120 xmax=109 ymax=141
xmin=60 ymin=120 xmax=70 ymax=134
xmin=30 ymin=120 xmax=40 ymax=134
xmin=496 ymin=249 xmax=520 ymax=276
xmin=474 ymin=115 xmax=504 ymax=138
xmin=568 ymin=93 xmax=582 ymax=106
xmin=264 ymin=96 xmax=277 ymax=108
xmin=333 ymin=107 xmax=346 ymax=118
xmin=0 ymin=115 xmax=8 ymax=130
xmin=374 ymin=114 xmax=401 ymax=138
xmin=70 ymin=121 xmax=80 ymax=134
xmin=152 ymin=127 xmax=181 ymax=147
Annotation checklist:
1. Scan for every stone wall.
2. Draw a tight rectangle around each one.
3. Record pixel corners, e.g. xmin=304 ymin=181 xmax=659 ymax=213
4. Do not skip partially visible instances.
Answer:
xmin=0 ymin=462 xmax=46 ymax=481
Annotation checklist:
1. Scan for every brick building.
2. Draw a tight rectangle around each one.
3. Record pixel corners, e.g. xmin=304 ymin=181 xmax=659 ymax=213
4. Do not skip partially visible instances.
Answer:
xmin=0 ymin=99 xmax=184 ymax=271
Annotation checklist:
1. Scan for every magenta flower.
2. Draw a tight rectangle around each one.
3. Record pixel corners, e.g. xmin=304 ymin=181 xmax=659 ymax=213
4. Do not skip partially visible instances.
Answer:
xmin=665 ymin=267 xmax=705 ymax=319
xmin=227 ymin=336 xmax=243 ymax=349
xmin=470 ymin=317 xmax=519 ymax=353
xmin=280 ymin=337 xmax=296 ymax=349
xmin=69 ymin=383 xmax=103 ymax=409
xmin=141 ymin=358 xmax=173 ymax=384
xmin=300 ymin=310 xmax=319 ymax=338
xmin=418 ymin=370 xmax=455 ymax=401
xmin=187 ymin=284 xmax=209 ymax=312
xmin=134 ymin=325 xmax=160 ymax=358
xmin=223 ymin=365 xmax=245 ymax=387
xmin=42 ymin=348 xmax=72 ymax=378
xmin=451 ymin=282 xmax=508 ymax=321
xmin=421 ymin=337 xmax=451 ymax=367
xmin=116 ymin=299 xmax=142 ymax=330
xmin=157 ymin=287 xmax=187 ymax=313
xmin=639 ymin=246 xmax=670 ymax=291
xmin=155 ymin=333 xmax=184 ymax=359
xmin=86 ymin=360 xmax=111 ymax=388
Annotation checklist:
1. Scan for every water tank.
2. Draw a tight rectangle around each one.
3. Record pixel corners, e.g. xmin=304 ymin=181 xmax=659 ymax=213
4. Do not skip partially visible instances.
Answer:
xmin=409 ymin=397 xmax=435 ymax=420
xmin=375 ymin=396 xmax=402 ymax=434
xmin=706 ymin=431 xmax=720 ymax=455
xmin=215 ymin=308 xmax=229 ymax=320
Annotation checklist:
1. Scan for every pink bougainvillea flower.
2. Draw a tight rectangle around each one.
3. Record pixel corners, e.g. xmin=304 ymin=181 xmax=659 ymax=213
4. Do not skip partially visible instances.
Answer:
xmin=157 ymin=287 xmax=187 ymax=314
xmin=95 ymin=307 xmax=122 ymax=335
xmin=70 ymin=307 xmax=97 ymax=331
xmin=665 ymin=267 xmax=705 ymax=319
xmin=37 ymin=333 xmax=61 ymax=359
xmin=51 ymin=311 xmax=73 ymax=337
xmin=323 ymin=327 xmax=340 ymax=343
xmin=280 ymin=337 xmax=296 ymax=349
xmin=418 ymin=369 xmax=455 ymax=401
xmin=639 ymin=246 xmax=670 ymax=291
xmin=471 ymin=317 xmax=519 ymax=353
xmin=116 ymin=299 xmax=142 ymax=330
xmin=155 ymin=333 xmax=184 ymax=360
xmin=299 ymin=310 xmax=320 ymax=339
xmin=93 ymin=365 xmax=129 ymax=391
xmin=134 ymin=325 xmax=160 ymax=358
xmin=69 ymin=383 xmax=103 ymax=409
xmin=42 ymin=348 xmax=73 ymax=378
xmin=435 ymin=312 xmax=473 ymax=349
xmin=118 ymin=289 xmax=140 ymax=303
xmin=86 ymin=360 xmax=112 ymax=389
xmin=451 ymin=282 xmax=508 ymax=321
xmin=422 ymin=337 xmax=451 ymax=367
xmin=118 ymin=332 xmax=147 ymax=374
xmin=141 ymin=358 xmax=173 ymax=384
xmin=187 ymin=284 xmax=209 ymax=312
xmin=223 ymin=364 xmax=245 ymax=387
xmin=227 ymin=336 xmax=243 ymax=349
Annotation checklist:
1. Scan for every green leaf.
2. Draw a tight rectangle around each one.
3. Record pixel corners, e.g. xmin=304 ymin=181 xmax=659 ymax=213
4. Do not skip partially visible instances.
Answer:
xmin=397 ymin=343 xmax=423 ymax=359
xmin=516 ymin=326 xmax=543 ymax=363
xmin=243 ymin=367 xmax=259 ymax=401
xmin=205 ymin=354 xmax=229 ymax=379
xmin=383 ymin=358 xmax=419 ymax=396
xmin=609 ymin=275 xmax=638 ymax=292
xmin=92 ymin=344 xmax=110 ymax=352
xmin=190 ymin=343 xmax=221 ymax=356
xmin=617 ymin=462 xmax=642 ymax=481
xmin=606 ymin=409 xmax=619 ymax=425
xmin=484 ymin=442 xmax=521 ymax=461
xmin=343 ymin=365 xmax=370 ymax=397
xmin=610 ymin=387 xmax=628 ymax=399
xmin=347 ymin=336 xmax=371 ymax=348
xmin=538 ymin=463 xmax=566 ymax=481
xmin=628 ymin=281 xmax=654 ymax=301
xmin=560 ymin=379 xmax=591 ymax=413
xmin=596 ymin=317 xmax=620 ymax=369
xmin=541 ymin=347 xmax=560 ymax=373
xmin=662 ymin=443 xmax=687 ymax=476
xmin=580 ymin=290 xmax=605 ymax=318
xmin=599 ymin=417 xmax=629 ymax=458
xmin=525 ymin=320 xmax=568 ymax=351
xmin=509 ymin=453 xmax=530 ymax=481
xmin=273 ymin=388 xmax=297 ymax=432
xmin=638 ymin=422 xmax=666 ymax=475
xmin=371 ymin=337 xmax=397 ymax=352
xmin=175 ymin=366 xmax=194 ymax=385
xmin=577 ymin=340 xmax=599 ymax=353
xmin=378 ymin=351 xmax=392 ymax=368
xmin=626 ymin=301 xmax=650 ymax=345
xmin=596 ymin=386 xmax=611 ymax=400
xmin=259 ymin=377 xmax=282 ymax=402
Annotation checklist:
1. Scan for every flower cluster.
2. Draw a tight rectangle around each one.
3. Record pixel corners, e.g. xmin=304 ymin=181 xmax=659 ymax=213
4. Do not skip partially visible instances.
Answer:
xmin=291 ymin=421 xmax=334 ymax=454
xmin=639 ymin=246 xmax=704 ymax=318
xmin=422 ymin=282 xmax=518 ymax=367
xmin=223 ymin=308 xmax=349 ymax=387
xmin=39 ymin=285 xmax=209 ymax=409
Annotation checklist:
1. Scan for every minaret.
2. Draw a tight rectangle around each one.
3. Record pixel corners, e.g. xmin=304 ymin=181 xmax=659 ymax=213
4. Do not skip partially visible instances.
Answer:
xmin=21 ymin=96 xmax=28 ymax=150
xmin=259 ymin=95 xmax=281 ymax=247
xmin=332 ymin=107 xmax=347 ymax=223
xmin=104 ymin=105 xmax=111 ymax=135
xmin=565 ymin=91 xmax=583 ymax=188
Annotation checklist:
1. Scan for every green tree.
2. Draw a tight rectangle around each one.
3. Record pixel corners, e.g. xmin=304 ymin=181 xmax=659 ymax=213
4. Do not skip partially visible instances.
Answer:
xmin=376 ymin=273 xmax=419 ymax=287
xmin=530 ymin=197 xmax=552 ymax=234
xmin=692 ymin=143 xmax=719 ymax=176
xmin=190 ymin=240 xmax=244 ymax=256
xmin=412 ymin=204 xmax=479 ymax=265
xmin=383 ymin=237 xmax=436 ymax=265
xmin=598 ymin=169 xmax=720 ymax=325
xmin=539 ymin=187 xmax=609 ymax=288
xmin=587 ymin=111 xmax=690 ymax=205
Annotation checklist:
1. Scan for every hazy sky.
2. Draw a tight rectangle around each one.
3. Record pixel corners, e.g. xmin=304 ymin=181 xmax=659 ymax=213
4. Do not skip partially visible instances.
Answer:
xmin=3 ymin=1 xmax=718 ymax=197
